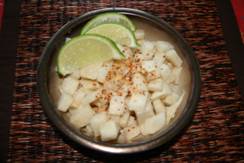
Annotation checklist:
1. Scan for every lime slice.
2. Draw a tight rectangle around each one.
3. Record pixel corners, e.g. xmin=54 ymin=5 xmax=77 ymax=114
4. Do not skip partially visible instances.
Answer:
xmin=57 ymin=34 xmax=124 ymax=76
xmin=85 ymin=23 xmax=138 ymax=48
xmin=81 ymin=12 xmax=136 ymax=34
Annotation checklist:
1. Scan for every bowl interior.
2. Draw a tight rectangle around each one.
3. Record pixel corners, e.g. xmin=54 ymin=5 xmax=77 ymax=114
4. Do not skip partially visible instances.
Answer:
xmin=38 ymin=8 xmax=200 ymax=153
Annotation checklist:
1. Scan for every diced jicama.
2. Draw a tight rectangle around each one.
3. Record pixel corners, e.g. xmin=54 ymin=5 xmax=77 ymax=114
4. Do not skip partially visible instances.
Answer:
xmin=72 ymin=88 xmax=99 ymax=107
xmin=83 ymin=125 xmax=94 ymax=137
xmin=117 ymin=132 xmax=127 ymax=143
xmin=127 ymin=116 xmax=137 ymax=127
xmin=91 ymin=97 xmax=108 ymax=112
xmin=164 ymin=93 xmax=179 ymax=106
xmin=110 ymin=115 xmax=121 ymax=124
xmin=148 ymin=78 xmax=164 ymax=91
xmin=166 ymin=91 xmax=185 ymax=123
xmin=140 ymin=41 xmax=156 ymax=60
xmin=152 ymin=99 xmax=165 ymax=114
xmin=140 ymin=112 xmax=166 ymax=135
xmin=151 ymin=83 xmax=171 ymax=100
xmin=119 ymin=111 xmax=130 ymax=128
xmin=165 ymin=49 xmax=183 ymax=67
xmin=71 ymin=88 xmax=86 ymax=108
xmin=135 ymin=29 xmax=145 ymax=40
xmin=141 ymin=60 xmax=156 ymax=73
xmin=80 ymin=79 xmax=100 ymax=90
xmin=89 ymin=112 xmax=107 ymax=137
xmin=155 ymin=41 xmax=173 ymax=53
xmin=57 ymin=92 xmax=73 ymax=112
xmin=136 ymin=100 xmax=155 ymax=125
xmin=80 ymin=62 xmax=102 ymax=80
xmin=69 ymin=104 xmax=95 ymax=128
xmin=108 ymin=95 xmax=125 ymax=115
xmin=158 ymin=64 xmax=172 ymax=81
xmin=82 ymin=90 xmax=99 ymax=104
xmin=123 ymin=125 xmax=141 ymax=142
xmin=127 ymin=92 xmax=148 ymax=113
xmin=132 ymin=73 xmax=147 ymax=91
xmin=146 ymin=70 xmax=161 ymax=81
xmin=61 ymin=77 xmax=79 ymax=95
xmin=153 ymin=51 xmax=166 ymax=68
xmin=97 ymin=61 xmax=112 ymax=83
xmin=100 ymin=120 xmax=119 ymax=141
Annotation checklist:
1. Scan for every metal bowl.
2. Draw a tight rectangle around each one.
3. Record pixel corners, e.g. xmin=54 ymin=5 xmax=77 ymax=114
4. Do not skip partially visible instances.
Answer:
xmin=37 ymin=8 xmax=201 ymax=154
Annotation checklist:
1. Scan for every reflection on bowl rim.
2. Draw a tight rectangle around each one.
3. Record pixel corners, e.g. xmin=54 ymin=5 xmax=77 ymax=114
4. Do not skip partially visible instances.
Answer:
xmin=37 ymin=7 xmax=201 ymax=154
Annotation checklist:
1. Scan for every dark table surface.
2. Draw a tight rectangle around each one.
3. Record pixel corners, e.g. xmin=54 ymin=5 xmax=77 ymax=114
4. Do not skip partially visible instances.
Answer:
xmin=0 ymin=0 xmax=244 ymax=162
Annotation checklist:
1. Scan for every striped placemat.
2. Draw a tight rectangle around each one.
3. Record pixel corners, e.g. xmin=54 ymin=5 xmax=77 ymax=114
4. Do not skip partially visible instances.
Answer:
xmin=8 ymin=0 xmax=244 ymax=162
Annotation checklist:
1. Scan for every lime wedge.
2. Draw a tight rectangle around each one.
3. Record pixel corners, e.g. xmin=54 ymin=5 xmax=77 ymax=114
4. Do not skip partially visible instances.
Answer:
xmin=81 ymin=12 xmax=136 ymax=34
xmin=57 ymin=34 xmax=124 ymax=76
xmin=85 ymin=23 xmax=138 ymax=48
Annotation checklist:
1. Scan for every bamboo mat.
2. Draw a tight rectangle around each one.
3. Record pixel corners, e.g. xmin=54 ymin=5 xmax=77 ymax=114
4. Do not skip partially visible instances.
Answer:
xmin=8 ymin=0 xmax=244 ymax=162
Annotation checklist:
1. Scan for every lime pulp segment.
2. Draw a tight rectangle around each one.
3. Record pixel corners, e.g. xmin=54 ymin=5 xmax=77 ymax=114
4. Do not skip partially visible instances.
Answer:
xmin=57 ymin=34 xmax=124 ymax=76
xmin=81 ymin=12 xmax=136 ymax=34
xmin=85 ymin=23 xmax=138 ymax=48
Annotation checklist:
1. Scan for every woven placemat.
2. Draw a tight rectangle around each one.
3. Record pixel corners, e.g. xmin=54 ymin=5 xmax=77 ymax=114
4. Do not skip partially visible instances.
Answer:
xmin=8 ymin=0 xmax=244 ymax=162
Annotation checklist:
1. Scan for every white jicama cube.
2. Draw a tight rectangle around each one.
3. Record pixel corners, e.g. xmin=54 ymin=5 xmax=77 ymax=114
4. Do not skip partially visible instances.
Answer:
xmin=61 ymin=77 xmax=79 ymax=95
xmin=140 ymin=41 xmax=156 ymax=60
xmin=69 ymin=104 xmax=95 ymax=128
xmin=152 ymin=99 xmax=165 ymax=114
xmin=71 ymin=88 xmax=86 ymax=108
xmin=110 ymin=115 xmax=121 ymax=124
xmin=164 ymin=93 xmax=179 ymax=106
xmin=80 ymin=79 xmax=100 ymax=90
xmin=108 ymin=95 xmax=125 ymax=115
xmin=165 ymin=49 xmax=183 ymax=67
xmin=119 ymin=111 xmax=130 ymax=128
xmin=127 ymin=116 xmax=137 ymax=127
xmin=158 ymin=64 xmax=172 ymax=81
xmin=141 ymin=60 xmax=156 ymax=73
xmin=117 ymin=132 xmax=127 ymax=143
xmin=140 ymin=112 xmax=166 ymax=135
xmin=151 ymin=84 xmax=171 ymax=100
xmin=82 ymin=90 xmax=99 ymax=104
xmin=89 ymin=112 xmax=107 ymax=137
xmin=96 ymin=61 xmax=112 ymax=83
xmin=84 ymin=125 xmax=94 ymax=137
xmin=155 ymin=41 xmax=173 ymax=53
xmin=166 ymin=91 xmax=185 ymax=123
xmin=148 ymin=78 xmax=164 ymax=91
xmin=127 ymin=92 xmax=148 ymax=113
xmin=135 ymin=29 xmax=145 ymax=40
xmin=124 ymin=126 xmax=141 ymax=142
xmin=153 ymin=51 xmax=166 ymax=68
xmin=146 ymin=70 xmax=161 ymax=81
xmin=57 ymin=92 xmax=73 ymax=112
xmin=132 ymin=73 xmax=147 ymax=91
xmin=136 ymin=100 xmax=155 ymax=125
xmin=100 ymin=120 xmax=119 ymax=141
xmin=80 ymin=62 xmax=102 ymax=80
